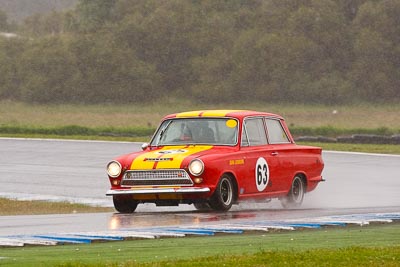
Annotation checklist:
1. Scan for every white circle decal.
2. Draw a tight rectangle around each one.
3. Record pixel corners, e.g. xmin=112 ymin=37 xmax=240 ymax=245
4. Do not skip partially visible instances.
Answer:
xmin=255 ymin=157 xmax=269 ymax=192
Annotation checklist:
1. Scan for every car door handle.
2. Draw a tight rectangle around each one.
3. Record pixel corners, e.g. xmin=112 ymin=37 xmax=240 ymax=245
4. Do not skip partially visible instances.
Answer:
xmin=271 ymin=152 xmax=279 ymax=156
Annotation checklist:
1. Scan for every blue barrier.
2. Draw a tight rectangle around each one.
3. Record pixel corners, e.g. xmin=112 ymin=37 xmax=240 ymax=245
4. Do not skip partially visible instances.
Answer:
xmin=1 ymin=212 xmax=398 ymax=247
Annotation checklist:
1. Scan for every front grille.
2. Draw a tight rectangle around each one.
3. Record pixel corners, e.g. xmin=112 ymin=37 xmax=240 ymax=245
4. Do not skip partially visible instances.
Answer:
xmin=121 ymin=169 xmax=193 ymax=187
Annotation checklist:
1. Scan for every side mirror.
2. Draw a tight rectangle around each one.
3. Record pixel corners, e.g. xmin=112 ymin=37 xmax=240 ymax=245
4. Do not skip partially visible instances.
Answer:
xmin=141 ymin=143 xmax=149 ymax=150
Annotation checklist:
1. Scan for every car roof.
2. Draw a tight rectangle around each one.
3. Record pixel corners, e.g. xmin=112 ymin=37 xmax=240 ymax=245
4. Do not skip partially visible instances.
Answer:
xmin=164 ymin=110 xmax=283 ymax=120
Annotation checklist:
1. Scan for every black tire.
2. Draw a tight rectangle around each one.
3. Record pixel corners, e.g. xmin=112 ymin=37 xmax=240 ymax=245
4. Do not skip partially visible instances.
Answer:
xmin=113 ymin=195 xmax=139 ymax=213
xmin=193 ymin=202 xmax=212 ymax=211
xmin=209 ymin=175 xmax=235 ymax=211
xmin=280 ymin=175 xmax=305 ymax=209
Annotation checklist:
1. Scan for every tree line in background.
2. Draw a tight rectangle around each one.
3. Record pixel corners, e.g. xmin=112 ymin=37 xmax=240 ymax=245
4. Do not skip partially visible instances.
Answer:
xmin=0 ymin=0 xmax=399 ymax=105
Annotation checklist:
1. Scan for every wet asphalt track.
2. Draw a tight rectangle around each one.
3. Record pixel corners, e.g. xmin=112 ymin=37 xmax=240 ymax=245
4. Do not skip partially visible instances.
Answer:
xmin=0 ymin=138 xmax=399 ymax=236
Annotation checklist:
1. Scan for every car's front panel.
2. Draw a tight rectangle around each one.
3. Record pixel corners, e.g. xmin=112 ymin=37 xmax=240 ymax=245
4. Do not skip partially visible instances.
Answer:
xmin=106 ymin=145 xmax=234 ymax=200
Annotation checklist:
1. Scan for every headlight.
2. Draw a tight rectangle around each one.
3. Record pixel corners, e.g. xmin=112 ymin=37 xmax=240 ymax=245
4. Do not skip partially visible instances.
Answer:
xmin=107 ymin=161 xmax=122 ymax=178
xmin=189 ymin=159 xmax=204 ymax=176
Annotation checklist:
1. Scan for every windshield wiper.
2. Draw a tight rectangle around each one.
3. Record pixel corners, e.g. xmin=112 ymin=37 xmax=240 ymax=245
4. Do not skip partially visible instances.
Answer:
xmin=156 ymin=120 xmax=172 ymax=146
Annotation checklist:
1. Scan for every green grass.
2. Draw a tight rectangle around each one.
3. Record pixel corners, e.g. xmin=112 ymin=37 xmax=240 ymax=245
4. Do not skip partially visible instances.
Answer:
xmin=0 ymin=223 xmax=399 ymax=266
xmin=0 ymin=198 xmax=112 ymax=216
xmin=1 ymin=100 xmax=399 ymax=129
xmin=1 ymin=100 xmax=399 ymax=155
xmin=1 ymin=125 xmax=398 ymax=139
xmin=0 ymin=125 xmax=154 ymax=138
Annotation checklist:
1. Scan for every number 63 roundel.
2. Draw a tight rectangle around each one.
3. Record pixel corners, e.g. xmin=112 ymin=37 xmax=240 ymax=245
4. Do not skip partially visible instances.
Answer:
xmin=255 ymin=157 xmax=269 ymax=192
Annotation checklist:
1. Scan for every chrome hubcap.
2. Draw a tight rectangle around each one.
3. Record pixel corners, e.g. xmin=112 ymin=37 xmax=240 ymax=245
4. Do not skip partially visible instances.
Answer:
xmin=292 ymin=178 xmax=303 ymax=202
xmin=220 ymin=178 xmax=232 ymax=205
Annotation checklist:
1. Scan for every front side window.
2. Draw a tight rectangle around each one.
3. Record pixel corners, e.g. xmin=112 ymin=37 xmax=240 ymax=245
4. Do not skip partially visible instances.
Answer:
xmin=241 ymin=118 xmax=268 ymax=146
xmin=265 ymin=119 xmax=290 ymax=144
xmin=150 ymin=118 xmax=238 ymax=146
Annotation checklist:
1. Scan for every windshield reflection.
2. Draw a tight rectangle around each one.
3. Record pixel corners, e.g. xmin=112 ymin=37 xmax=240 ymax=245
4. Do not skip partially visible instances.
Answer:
xmin=150 ymin=118 xmax=238 ymax=146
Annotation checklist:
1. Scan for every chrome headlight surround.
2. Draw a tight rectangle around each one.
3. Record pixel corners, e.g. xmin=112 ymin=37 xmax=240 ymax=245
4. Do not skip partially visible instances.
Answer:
xmin=188 ymin=159 xmax=204 ymax=176
xmin=107 ymin=161 xmax=122 ymax=178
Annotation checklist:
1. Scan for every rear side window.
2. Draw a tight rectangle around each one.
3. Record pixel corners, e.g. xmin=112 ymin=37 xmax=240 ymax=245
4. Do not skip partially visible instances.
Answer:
xmin=242 ymin=118 xmax=268 ymax=146
xmin=265 ymin=119 xmax=290 ymax=144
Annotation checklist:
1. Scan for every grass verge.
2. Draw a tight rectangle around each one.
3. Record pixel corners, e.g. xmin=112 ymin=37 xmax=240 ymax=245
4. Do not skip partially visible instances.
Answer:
xmin=0 ymin=124 xmax=399 ymax=140
xmin=1 ymin=100 xmax=399 ymax=154
xmin=0 ymin=198 xmax=112 ymax=216
xmin=0 ymin=223 xmax=399 ymax=266
xmin=1 ymin=100 xmax=400 ymax=129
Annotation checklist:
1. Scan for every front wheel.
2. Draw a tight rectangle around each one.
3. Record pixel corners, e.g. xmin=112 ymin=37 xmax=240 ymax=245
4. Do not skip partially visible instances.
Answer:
xmin=280 ymin=175 xmax=305 ymax=209
xmin=113 ymin=195 xmax=139 ymax=213
xmin=209 ymin=175 xmax=235 ymax=211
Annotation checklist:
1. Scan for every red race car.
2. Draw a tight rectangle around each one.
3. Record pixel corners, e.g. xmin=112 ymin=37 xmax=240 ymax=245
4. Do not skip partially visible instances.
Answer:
xmin=106 ymin=110 xmax=324 ymax=212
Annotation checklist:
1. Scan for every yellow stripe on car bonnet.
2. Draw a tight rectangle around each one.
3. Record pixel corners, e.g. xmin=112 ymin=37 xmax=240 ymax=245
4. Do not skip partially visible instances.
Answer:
xmin=130 ymin=145 xmax=213 ymax=170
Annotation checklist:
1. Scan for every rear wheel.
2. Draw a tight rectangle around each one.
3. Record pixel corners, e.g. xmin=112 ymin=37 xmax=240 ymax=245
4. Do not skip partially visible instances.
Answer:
xmin=280 ymin=175 xmax=305 ymax=209
xmin=209 ymin=175 xmax=235 ymax=211
xmin=113 ymin=195 xmax=139 ymax=213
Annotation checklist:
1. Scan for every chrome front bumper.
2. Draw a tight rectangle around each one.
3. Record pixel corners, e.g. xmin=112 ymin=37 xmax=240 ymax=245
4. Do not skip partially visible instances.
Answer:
xmin=106 ymin=187 xmax=210 ymax=196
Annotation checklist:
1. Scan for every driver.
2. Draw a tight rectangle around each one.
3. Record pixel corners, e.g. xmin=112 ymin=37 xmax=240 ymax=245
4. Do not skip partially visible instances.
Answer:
xmin=180 ymin=123 xmax=193 ymax=141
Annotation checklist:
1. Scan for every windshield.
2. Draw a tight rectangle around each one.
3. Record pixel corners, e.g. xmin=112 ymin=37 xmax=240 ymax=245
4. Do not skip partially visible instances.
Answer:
xmin=150 ymin=118 xmax=239 ymax=146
